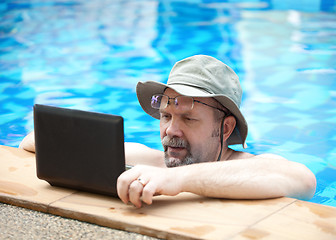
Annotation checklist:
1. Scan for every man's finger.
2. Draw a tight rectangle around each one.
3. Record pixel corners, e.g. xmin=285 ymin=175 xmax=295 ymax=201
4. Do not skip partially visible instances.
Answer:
xmin=142 ymin=181 xmax=157 ymax=205
xmin=117 ymin=170 xmax=140 ymax=204
xmin=129 ymin=180 xmax=144 ymax=208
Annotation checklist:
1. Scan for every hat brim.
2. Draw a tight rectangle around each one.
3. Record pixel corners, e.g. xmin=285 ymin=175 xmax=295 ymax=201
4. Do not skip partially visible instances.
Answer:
xmin=136 ymin=81 xmax=248 ymax=147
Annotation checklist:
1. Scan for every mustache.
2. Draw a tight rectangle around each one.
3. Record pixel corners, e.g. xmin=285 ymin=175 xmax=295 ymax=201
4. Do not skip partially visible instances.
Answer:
xmin=161 ymin=136 xmax=190 ymax=149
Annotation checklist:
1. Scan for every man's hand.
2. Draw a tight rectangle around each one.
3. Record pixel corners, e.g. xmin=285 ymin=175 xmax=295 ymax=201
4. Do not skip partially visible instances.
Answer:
xmin=117 ymin=165 xmax=182 ymax=208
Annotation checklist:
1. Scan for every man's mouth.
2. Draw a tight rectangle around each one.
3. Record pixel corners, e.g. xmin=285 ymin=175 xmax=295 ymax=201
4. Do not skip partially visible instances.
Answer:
xmin=167 ymin=146 xmax=187 ymax=158
xmin=162 ymin=136 xmax=190 ymax=158
xmin=168 ymin=146 xmax=185 ymax=151
xmin=162 ymin=137 xmax=195 ymax=167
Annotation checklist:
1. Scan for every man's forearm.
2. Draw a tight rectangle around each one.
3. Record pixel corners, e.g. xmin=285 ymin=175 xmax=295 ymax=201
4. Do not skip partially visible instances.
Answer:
xmin=125 ymin=142 xmax=165 ymax=168
xmin=177 ymin=156 xmax=316 ymax=200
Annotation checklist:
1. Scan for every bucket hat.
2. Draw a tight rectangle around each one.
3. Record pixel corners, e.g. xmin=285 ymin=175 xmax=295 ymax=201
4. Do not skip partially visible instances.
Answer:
xmin=136 ymin=55 xmax=248 ymax=147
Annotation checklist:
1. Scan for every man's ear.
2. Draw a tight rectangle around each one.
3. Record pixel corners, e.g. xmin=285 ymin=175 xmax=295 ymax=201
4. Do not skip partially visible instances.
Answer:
xmin=223 ymin=116 xmax=236 ymax=142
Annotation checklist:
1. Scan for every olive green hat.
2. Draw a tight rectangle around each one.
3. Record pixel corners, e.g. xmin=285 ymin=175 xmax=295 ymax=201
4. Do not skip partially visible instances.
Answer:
xmin=136 ymin=55 xmax=248 ymax=147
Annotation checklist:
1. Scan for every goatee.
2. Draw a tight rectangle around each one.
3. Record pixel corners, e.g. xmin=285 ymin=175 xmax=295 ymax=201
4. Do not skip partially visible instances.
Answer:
xmin=161 ymin=136 xmax=195 ymax=167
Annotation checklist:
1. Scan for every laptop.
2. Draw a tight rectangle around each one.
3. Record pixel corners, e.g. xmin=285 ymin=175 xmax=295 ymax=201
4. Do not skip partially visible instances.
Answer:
xmin=34 ymin=104 xmax=126 ymax=197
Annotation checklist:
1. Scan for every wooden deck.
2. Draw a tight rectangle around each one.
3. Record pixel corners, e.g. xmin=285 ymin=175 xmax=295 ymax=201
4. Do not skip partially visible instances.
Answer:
xmin=0 ymin=145 xmax=335 ymax=239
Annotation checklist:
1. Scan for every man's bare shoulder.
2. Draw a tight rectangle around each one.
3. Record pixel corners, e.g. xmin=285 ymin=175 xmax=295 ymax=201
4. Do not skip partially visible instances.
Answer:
xmin=228 ymin=149 xmax=287 ymax=161
xmin=228 ymin=149 xmax=254 ymax=160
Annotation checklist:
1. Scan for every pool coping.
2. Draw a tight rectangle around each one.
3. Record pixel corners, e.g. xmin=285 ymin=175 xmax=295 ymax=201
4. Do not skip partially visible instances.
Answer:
xmin=1 ymin=145 xmax=335 ymax=239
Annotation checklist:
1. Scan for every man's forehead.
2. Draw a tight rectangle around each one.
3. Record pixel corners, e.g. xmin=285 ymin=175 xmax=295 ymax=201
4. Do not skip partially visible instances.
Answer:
xmin=163 ymin=88 xmax=216 ymax=104
xmin=163 ymin=88 xmax=179 ymax=96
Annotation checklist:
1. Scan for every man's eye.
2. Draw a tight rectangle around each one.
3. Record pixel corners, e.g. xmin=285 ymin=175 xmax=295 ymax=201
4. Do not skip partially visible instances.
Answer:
xmin=185 ymin=117 xmax=196 ymax=122
xmin=160 ymin=114 xmax=170 ymax=120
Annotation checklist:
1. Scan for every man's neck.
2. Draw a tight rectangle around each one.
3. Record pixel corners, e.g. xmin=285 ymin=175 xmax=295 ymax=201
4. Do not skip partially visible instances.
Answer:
xmin=220 ymin=147 xmax=255 ymax=161
xmin=220 ymin=147 xmax=234 ymax=161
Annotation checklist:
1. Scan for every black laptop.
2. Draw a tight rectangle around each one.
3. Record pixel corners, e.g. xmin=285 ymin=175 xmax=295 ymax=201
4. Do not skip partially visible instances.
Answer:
xmin=34 ymin=104 xmax=126 ymax=197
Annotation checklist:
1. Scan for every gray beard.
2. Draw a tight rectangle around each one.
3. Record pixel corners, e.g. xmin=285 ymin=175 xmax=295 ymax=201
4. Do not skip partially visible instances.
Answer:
xmin=164 ymin=152 xmax=195 ymax=167
xmin=161 ymin=136 xmax=197 ymax=167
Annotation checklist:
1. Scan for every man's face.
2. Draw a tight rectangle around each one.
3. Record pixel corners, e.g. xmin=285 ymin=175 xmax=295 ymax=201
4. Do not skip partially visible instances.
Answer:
xmin=159 ymin=88 xmax=222 ymax=167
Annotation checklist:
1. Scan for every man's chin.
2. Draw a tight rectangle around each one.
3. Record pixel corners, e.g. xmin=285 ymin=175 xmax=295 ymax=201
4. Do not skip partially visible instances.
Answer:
xmin=164 ymin=154 xmax=195 ymax=168
xmin=165 ymin=157 xmax=183 ymax=168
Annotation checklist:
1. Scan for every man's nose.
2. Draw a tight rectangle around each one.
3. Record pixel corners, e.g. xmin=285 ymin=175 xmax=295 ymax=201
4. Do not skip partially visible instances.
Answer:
xmin=165 ymin=117 xmax=183 ymax=138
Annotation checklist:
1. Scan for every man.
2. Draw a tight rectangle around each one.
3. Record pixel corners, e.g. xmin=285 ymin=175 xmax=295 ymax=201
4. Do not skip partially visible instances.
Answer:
xmin=20 ymin=55 xmax=316 ymax=208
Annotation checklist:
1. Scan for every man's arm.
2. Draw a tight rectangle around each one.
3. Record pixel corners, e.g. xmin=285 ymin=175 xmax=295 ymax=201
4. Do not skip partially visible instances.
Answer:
xmin=117 ymin=155 xmax=316 ymax=208
xmin=179 ymin=154 xmax=316 ymax=200
xmin=125 ymin=142 xmax=165 ymax=168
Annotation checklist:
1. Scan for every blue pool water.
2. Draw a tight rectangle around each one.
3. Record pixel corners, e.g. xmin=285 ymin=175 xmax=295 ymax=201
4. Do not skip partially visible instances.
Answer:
xmin=0 ymin=0 xmax=335 ymax=207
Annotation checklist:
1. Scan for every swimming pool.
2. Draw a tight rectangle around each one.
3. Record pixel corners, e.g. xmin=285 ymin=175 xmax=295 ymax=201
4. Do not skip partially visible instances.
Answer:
xmin=1 ymin=0 xmax=335 ymax=207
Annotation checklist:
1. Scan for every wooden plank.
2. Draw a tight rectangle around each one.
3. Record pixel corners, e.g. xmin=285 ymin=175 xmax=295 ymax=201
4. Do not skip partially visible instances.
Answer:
xmin=48 ymin=191 xmax=295 ymax=239
xmin=0 ymin=145 xmax=336 ymax=239
xmin=234 ymin=200 xmax=336 ymax=240
xmin=0 ymin=145 xmax=76 ymax=212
